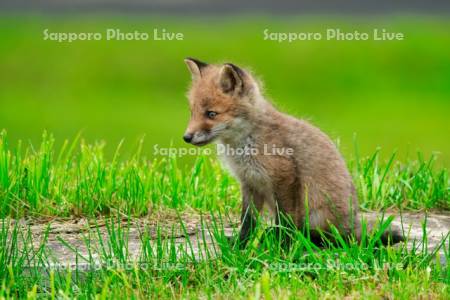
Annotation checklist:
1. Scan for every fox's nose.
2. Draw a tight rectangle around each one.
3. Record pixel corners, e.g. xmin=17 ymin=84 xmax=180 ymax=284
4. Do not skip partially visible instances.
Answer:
xmin=183 ymin=133 xmax=193 ymax=143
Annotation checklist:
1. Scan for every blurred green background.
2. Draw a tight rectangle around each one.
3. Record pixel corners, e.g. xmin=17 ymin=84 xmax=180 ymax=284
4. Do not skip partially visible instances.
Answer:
xmin=0 ymin=16 xmax=449 ymax=166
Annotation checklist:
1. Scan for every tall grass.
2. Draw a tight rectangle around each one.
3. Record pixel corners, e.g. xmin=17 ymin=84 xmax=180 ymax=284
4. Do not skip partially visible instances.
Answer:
xmin=0 ymin=131 xmax=239 ymax=218
xmin=0 ymin=131 xmax=448 ymax=218
xmin=351 ymin=147 xmax=449 ymax=211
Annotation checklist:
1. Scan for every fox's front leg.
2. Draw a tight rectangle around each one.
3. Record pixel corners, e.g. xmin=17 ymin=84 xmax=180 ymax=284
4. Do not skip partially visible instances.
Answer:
xmin=238 ymin=184 xmax=264 ymax=247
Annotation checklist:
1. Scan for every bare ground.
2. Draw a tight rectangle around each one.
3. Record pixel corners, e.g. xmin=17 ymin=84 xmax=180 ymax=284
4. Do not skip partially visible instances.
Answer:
xmin=4 ymin=211 xmax=450 ymax=269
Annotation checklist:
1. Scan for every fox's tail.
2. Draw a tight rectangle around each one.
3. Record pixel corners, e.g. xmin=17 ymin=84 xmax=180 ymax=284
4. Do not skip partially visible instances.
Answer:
xmin=352 ymin=215 xmax=405 ymax=246
xmin=379 ymin=227 xmax=405 ymax=245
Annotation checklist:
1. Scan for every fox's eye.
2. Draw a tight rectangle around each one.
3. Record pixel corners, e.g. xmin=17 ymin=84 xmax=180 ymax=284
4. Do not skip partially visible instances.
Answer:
xmin=206 ymin=111 xmax=218 ymax=119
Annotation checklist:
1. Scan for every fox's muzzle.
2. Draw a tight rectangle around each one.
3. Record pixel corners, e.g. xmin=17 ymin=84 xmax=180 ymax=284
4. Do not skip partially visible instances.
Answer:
xmin=184 ymin=123 xmax=228 ymax=146
xmin=183 ymin=130 xmax=214 ymax=146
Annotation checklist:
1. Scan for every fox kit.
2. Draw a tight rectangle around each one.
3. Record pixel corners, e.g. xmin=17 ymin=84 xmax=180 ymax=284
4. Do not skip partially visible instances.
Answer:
xmin=183 ymin=58 xmax=403 ymax=246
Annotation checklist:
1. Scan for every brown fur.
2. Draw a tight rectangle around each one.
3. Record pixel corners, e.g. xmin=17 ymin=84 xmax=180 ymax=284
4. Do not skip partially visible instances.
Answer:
xmin=183 ymin=58 xmax=402 ymax=246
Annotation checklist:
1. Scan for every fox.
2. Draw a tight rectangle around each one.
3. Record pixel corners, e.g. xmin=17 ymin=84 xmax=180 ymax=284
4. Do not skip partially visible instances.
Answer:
xmin=182 ymin=57 xmax=404 ymax=247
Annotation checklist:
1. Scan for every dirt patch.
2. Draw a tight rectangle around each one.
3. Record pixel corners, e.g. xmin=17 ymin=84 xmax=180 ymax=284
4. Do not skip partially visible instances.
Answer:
xmin=3 ymin=211 xmax=449 ymax=269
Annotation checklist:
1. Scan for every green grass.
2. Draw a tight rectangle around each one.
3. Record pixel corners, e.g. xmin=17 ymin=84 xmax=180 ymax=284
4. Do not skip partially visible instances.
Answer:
xmin=1 ymin=212 xmax=449 ymax=299
xmin=0 ymin=133 xmax=448 ymax=299
xmin=0 ymin=131 xmax=448 ymax=218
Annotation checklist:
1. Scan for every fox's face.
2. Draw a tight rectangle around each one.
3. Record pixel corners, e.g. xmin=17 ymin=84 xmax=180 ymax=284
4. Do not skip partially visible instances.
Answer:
xmin=183 ymin=58 xmax=256 ymax=146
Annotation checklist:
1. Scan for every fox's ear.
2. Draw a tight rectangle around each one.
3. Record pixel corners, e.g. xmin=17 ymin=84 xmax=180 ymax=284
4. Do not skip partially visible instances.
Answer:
xmin=219 ymin=63 xmax=244 ymax=94
xmin=184 ymin=57 xmax=208 ymax=80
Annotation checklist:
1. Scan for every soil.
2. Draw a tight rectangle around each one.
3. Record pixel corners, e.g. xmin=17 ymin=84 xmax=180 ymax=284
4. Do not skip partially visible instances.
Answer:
xmin=4 ymin=211 xmax=449 ymax=270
